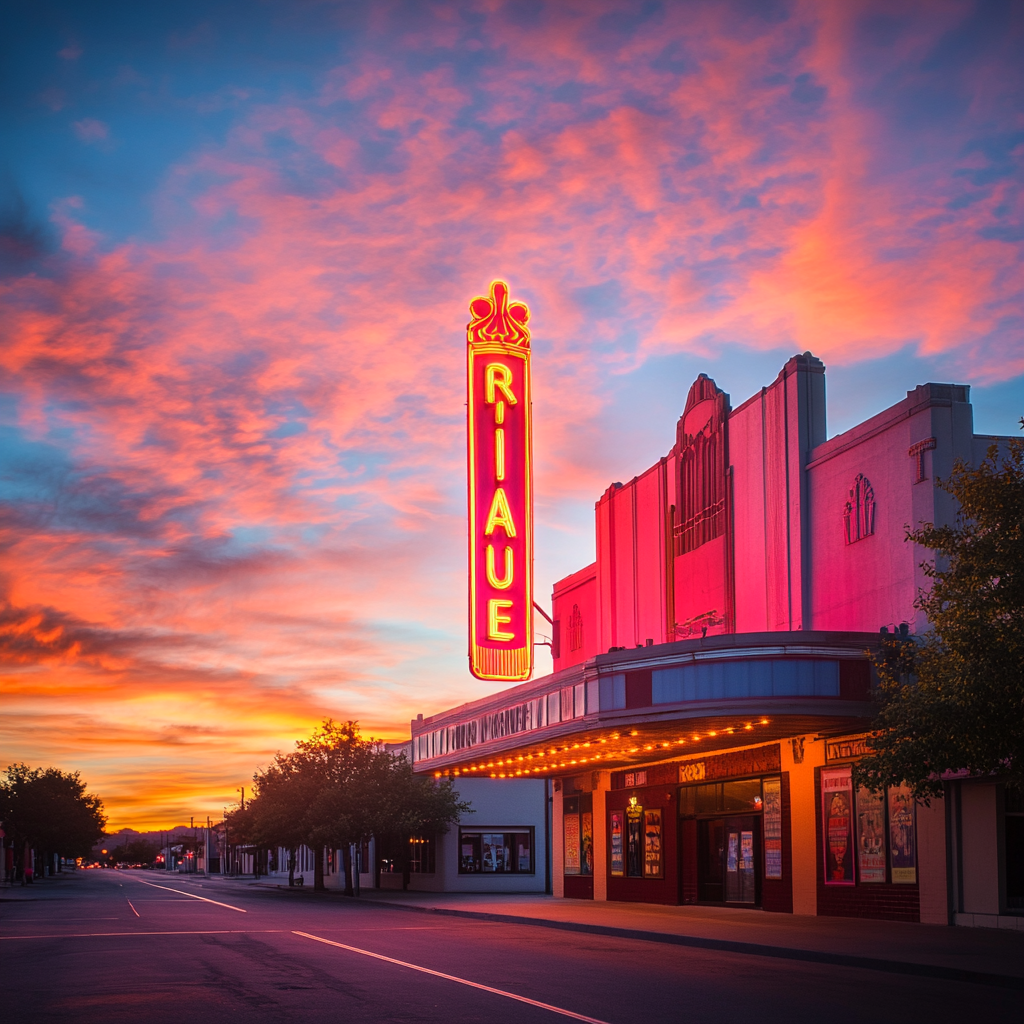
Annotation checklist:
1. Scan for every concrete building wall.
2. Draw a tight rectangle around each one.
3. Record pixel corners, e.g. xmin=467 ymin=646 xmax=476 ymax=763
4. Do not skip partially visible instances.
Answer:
xmin=552 ymin=563 xmax=597 ymax=670
xmin=960 ymin=782 xmax=1000 ymax=916
xmin=917 ymin=796 xmax=948 ymax=925
xmin=592 ymin=772 xmax=610 ymax=901
xmin=781 ymin=732 xmax=823 ymax=916
xmin=729 ymin=393 xmax=769 ymax=633
xmin=552 ymin=783 xmax=564 ymax=898
xmin=418 ymin=778 xmax=546 ymax=894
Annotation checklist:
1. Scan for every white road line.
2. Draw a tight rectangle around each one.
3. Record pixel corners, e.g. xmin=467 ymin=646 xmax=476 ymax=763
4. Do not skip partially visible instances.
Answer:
xmin=292 ymin=930 xmax=613 ymax=1024
xmin=132 ymin=879 xmax=247 ymax=913
xmin=0 ymin=930 xmax=283 ymax=940
xmin=127 ymin=900 xmax=140 ymax=918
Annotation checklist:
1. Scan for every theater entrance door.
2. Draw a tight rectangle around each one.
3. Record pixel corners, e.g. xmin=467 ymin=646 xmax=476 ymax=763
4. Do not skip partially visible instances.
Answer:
xmin=697 ymin=815 xmax=759 ymax=905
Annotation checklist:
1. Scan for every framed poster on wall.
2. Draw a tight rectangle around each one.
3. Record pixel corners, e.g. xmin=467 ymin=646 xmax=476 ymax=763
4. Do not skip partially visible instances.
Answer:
xmin=610 ymin=811 xmax=624 ymax=876
xmin=581 ymin=811 xmax=594 ymax=876
xmin=643 ymin=809 xmax=663 ymax=879
xmin=887 ymin=784 xmax=917 ymax=883
xmin=821 ymin=766 xmax=855 ymax=884
xmin=626 ymin=800 xmax=643 ymax=877
xmin=856 ymin=786 xmax=886 ymax=883
xmin=564 ymin=813 xmax=581 ymax=875
xmin=763 ymin=776 xmax=783 ymax=880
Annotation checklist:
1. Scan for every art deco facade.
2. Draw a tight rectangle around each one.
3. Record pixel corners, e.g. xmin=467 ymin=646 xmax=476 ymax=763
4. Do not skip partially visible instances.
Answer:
xmin=409 ymin=354 xmax=1020 ymax=926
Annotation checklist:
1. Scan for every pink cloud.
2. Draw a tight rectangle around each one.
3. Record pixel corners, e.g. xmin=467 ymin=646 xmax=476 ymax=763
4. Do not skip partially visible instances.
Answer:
xmin=72 ymin=118 xmax=110 ymax=144
xmin=1 ymin=0 xmax=1021 ymax=827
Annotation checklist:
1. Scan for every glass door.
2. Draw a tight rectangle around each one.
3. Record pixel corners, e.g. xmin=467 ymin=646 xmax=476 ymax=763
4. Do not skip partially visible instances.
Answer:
xmin=697 ymin=819 xmax=725 ymax=902
xmin=698 ymin=815 xmax=759 ymax=905
xmin=723 ymin=817 xmax=757 ymax=904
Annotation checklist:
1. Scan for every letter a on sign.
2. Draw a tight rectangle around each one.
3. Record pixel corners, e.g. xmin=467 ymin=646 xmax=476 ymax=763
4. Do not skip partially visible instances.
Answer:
xmin=467 ymin=281 xmax=533 ymax=681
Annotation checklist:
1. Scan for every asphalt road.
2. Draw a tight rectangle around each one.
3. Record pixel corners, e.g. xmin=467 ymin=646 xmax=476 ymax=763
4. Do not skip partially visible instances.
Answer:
xmin=0 ymin=870 xmax=1017 ymax=1023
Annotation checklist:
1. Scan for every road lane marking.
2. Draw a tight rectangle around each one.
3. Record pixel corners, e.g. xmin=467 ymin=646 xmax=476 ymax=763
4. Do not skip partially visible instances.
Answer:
xmin=132 ymin=879 xmax=247 ymax=912
xmin=127 ymin=900 xmax=140 ymax=918
xmin=0 ymin=930 xmax=283 ymax=940
xmin=293 ymin=930 xmax=612 ymax=1024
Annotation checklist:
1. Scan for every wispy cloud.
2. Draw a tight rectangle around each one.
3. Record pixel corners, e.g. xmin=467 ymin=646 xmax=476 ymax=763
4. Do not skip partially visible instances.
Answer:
xmin=72 ymin=118 xmax=110 ymax=145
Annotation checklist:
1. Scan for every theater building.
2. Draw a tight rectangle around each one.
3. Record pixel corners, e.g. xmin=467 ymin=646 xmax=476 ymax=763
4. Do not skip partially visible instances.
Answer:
xmin=410 ymin=354 xmax=1021 ymax=926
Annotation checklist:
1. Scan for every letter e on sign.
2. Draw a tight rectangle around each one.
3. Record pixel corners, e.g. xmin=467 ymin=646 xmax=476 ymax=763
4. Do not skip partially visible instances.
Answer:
xmin=467 ymin=281 xmax=533 ymax=681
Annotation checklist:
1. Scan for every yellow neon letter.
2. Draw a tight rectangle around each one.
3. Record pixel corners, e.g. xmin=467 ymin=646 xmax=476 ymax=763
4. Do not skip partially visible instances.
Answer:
xmin=495 ymin=428 xmax=505 ymax=480
xmin=485 ymin=363 xmax=517 ymax=406
xmin=495 ymin=400 xmax=505 ymax=424
xmin=488 ymin=598 xmax=515 ymax=641
xmin=486 ymin=544 xmax=514 ymax=590
xmin=484 ymin=488 xmax=516 ymax=537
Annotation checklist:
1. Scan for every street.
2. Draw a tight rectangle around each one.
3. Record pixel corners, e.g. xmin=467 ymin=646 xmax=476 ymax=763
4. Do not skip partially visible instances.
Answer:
xmin=0 ymin=871 xmax=1018 ymax=1023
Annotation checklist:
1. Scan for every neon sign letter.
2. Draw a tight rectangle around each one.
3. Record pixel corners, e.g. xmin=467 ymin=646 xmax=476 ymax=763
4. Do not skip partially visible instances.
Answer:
xmin=467 ymin=281 xmax=533 ymax=681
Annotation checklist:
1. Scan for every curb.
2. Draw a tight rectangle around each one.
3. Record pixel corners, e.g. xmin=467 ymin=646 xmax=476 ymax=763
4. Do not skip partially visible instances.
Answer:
xmin=347 ymin=897 xmax=1024 ymax=991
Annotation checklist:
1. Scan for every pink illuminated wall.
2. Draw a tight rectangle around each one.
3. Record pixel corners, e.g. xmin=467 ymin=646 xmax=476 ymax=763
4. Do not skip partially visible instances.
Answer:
xmin=551 ymin=358 xmax=1005 ymax=668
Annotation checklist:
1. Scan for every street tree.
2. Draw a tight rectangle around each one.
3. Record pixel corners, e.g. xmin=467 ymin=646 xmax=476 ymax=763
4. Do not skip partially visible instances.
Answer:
xmin=854 ymin=436 xmax=1024 ymax=797
xmin=238 ymin=720 xmax=469 ymax=894
xmin=0 ymin=763 xmax=107 ymax=878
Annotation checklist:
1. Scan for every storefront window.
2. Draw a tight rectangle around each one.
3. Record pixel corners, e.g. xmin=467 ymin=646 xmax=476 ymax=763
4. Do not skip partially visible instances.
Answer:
xmin=626 ymin=799 xmax=644 ymax=877
xmin=680 ymin=779 xmax=764 ymax=816
xmin=643 ymin=809 xmax=663 ymax=878
xmin=408 ymin=836 xmax=435 ymax=874
xmin=563 ymin=796 xmax=593 ymax=875
xmin=459 ymin=829 xmax=533 ymax=873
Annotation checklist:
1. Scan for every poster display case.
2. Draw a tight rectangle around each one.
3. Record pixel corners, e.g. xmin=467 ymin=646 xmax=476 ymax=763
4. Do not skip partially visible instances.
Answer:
xmin=855 ymin=786 xmax=886 ymax=883
xmin=762 ymin=776 xmax=783 ymax=881
xmin=821 ymin=766 xmax=855 ymax=885
xmin=887 ymin=784 xmax=917 ymax=883
xmin=610 ymin=811 xmax=624 ymax=876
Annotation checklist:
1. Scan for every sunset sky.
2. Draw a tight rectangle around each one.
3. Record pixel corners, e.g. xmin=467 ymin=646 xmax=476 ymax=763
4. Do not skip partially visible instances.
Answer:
xmin=2 ymin=1 xmax=1022 ymax=830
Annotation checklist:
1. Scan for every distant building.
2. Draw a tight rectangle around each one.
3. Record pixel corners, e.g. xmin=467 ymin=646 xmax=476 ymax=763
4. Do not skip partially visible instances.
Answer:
xmin=409 ymin=355 xmax=1021 ymax=928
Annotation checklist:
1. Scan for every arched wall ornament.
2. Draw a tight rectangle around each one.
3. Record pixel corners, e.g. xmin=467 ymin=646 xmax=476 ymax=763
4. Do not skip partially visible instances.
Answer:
xmin=675 ymin=374 xmax=729 ymax=556
xmin=843 ymin=474 xmax=875 ymax=545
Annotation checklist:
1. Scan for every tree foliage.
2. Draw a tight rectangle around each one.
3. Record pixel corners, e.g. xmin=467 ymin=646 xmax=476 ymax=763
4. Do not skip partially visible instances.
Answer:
xmin=225 ymin=720 xmax=469 ymax=892
xmin=0 ymin=763 xmax=107 ymax=868
xmin=854 ymin=437 xmax=1024 ymax=797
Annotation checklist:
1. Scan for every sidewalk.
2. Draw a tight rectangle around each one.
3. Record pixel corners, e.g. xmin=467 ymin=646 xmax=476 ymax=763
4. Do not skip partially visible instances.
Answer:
xmin=224 ymin=879 xmax=1024 ymax=988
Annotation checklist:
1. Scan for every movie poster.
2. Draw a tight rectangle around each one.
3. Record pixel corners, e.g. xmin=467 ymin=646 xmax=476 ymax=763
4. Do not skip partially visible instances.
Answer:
xmin=644 ymin=809 xmax=663 ymax=878
xmin=763 ymin=777 xmax=783 ymax=880
xmin=581 ymin=811 xmax=594 ymax=876
xmin=887 ymin=784 xmax=917 ymax=883
xmin=626 ymin=803 xmax=643 ymax=877
xmin=610 ymin=811 xmax=624 ymax=876
xmin=821 ymin=767 xmax=855 ymax=884
xmin=856 ymin=786 xmax=886 ymax=883
xmin=564 ymin=813 xmax=581 ymax=875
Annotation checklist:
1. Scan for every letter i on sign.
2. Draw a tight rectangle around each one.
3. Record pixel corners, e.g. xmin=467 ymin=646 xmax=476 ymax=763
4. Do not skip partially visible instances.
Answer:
xmin=466 ymin=281 xmax=533 ymax=681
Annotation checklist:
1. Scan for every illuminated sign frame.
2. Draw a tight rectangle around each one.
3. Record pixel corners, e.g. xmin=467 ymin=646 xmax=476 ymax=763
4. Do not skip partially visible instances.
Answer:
xmin=467 ymin=280 xmax=533 ymax=681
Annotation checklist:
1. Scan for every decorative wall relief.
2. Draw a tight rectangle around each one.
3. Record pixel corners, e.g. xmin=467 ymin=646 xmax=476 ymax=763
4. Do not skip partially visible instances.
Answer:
xmin=568 ymin=602 xmax=584 ymax=652
xmin=843 ymin=474 xmax=875 ymax=545
xmin=908 ymin=437 xmax=936 ymax=484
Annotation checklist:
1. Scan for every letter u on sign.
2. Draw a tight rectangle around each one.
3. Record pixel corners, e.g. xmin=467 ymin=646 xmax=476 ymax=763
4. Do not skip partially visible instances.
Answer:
xmin=466 ymin=281 xmax=533 ymax=681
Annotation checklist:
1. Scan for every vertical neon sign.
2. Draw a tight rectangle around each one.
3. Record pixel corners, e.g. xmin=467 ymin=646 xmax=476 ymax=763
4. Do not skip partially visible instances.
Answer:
xmin=467 ymin=281 xmax=533 ymax=681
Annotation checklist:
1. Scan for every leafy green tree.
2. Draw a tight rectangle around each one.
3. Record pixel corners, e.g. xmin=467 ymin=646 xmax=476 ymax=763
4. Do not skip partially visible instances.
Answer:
xmin=239 ymin=720 xmax=469 ymax=894
xmin=855 ymin=437 xmax=1024 ymax=797
xmin=0 ymin=764 xmax=107 ymax=878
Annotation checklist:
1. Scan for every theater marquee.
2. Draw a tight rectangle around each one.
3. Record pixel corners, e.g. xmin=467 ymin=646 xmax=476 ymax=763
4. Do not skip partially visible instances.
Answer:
xmin=467 ymin=280 xmax=533 ymax=681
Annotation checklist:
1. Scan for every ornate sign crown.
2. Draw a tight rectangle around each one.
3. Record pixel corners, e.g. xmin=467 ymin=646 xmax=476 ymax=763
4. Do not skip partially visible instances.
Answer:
xmin=468 ymin=280 xmax=530 ymax=348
